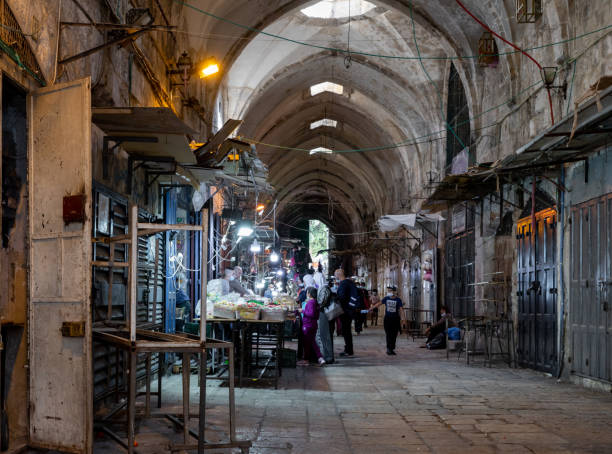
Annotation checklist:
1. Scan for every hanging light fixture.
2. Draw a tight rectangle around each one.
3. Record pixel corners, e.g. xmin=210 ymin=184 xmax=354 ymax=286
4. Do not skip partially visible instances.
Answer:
xmin=270 ymin=251 xmax=280 ymax=263
xmin=250 ymin=239 xmax=261 ymax=253
xmin=516 ymin=0 xmax=542 ymax=23
xmin=237 ymin=221 xmax=254 ymax=237
xmin=478 ymin=32 xmax=499 ymax=67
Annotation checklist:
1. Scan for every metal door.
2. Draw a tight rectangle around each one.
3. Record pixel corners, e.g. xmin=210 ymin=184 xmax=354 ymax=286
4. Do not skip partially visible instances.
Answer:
xmin=409 ymin=257 xmax=421 ymax=309
xmin=516 ymin=209 xmax=557 ymax=373
xmin=444 ymin=230 xmax=475 ymax=318
xmin=570 ymin=194 xmax=612 ymax=382
xmin=28 ymin=79 xmax=92 ymax=452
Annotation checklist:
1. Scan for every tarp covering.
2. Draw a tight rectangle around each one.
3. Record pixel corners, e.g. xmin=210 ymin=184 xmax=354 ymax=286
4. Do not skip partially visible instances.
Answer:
xmin=378 ymin=213 xmax=445 ymax=232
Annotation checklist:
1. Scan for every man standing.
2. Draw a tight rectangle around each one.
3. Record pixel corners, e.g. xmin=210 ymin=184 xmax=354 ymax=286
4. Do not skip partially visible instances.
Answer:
xmin=372 ymin=285 xmax=406 ymax=355
xmin=334 ymin=268 xmax=359 ymax=357
xmin=229 ymin=266 xmax=249 ymax=296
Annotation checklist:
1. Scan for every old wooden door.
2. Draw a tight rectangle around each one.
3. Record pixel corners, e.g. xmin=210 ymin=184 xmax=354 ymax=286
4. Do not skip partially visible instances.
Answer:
xmin=516 ymin=208 xmax=557 ymax=373
xmin=28 ymin=79 xmax=92 ymax=452
xmin=570 ymin=194 xmax=612 ymax=382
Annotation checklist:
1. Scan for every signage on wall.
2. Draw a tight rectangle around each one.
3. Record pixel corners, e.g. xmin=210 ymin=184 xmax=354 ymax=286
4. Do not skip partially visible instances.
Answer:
xmin=452 ymin=203 xmax=466 ymax=234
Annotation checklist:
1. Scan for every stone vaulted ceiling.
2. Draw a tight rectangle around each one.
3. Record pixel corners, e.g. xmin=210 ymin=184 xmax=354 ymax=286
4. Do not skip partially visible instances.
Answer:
xmin=175 ymin=0 xmax=573 ymax=238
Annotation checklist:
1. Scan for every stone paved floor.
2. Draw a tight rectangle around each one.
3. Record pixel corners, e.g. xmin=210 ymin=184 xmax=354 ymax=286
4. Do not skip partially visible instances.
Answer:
xmin=94 ymin=325 xmax=612 ymax=453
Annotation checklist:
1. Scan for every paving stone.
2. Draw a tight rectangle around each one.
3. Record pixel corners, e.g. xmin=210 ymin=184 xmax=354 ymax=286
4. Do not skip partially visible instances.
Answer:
xmin=93 ymin=327 xmax=612 ymax=453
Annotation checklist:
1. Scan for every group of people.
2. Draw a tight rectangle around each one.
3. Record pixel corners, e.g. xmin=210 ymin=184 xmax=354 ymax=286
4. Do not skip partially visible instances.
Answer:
xmin=294 ymin=268 xmax=411 ymax=365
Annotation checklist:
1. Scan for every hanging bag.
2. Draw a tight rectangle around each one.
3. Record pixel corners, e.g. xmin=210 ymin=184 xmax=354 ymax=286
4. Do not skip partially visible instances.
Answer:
xmin=324 ymin=300 xmax=344 ymax=321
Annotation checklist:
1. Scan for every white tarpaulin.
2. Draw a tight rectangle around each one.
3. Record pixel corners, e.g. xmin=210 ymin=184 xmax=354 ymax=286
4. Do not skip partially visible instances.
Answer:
xmin=377 ymin=213 xmax=445 ymax=232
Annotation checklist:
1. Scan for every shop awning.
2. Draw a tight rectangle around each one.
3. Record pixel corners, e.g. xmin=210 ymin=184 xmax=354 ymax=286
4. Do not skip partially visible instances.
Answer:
xmin=497 ymin=82 xmax=612 ymax=173
xmin=420 ymin=168 xmax=497 ymax=212
xmin=92 ymin=107 xmax=198 ymax=164
xmin=377 ymin=213 xmax=446 ymax=232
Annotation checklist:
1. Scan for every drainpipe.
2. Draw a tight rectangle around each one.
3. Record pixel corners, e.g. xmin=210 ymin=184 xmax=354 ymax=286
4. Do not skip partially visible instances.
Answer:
xmin=557 ymin=168 xmax=566 ymax=379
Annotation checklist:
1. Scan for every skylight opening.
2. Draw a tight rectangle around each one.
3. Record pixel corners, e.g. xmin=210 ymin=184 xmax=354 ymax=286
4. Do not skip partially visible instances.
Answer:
xmin=310 ymin=118 xmax=338 ymax=129
xmin=310 ymin=147 xmax=333 ymax=155
xmin=310 ymin=81 xmax=343 ymax=96
xmin=301 ymin=0 xmax=376 ymax=19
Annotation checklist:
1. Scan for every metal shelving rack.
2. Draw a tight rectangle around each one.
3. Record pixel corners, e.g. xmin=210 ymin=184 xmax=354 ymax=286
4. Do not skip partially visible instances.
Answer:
xmin=92 ymin=204 xmax=251 ymax=453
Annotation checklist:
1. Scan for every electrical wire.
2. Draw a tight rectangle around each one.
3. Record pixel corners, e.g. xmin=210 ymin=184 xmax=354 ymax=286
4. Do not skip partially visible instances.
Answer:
xmin=171 ymin=0 xmax=611 ymax=61
xmin=453 ymin=0 xmax=555 ymax=125
xmin=409 ymin=3 xmax=466 ymax=151
xmin=241 ymin=78 xmax=544 ymax=153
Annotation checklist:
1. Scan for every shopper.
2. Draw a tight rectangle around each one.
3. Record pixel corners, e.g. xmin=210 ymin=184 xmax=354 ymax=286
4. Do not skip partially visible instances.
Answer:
xmin=335 ymin=268 xmax=360 ymax=357
xmin=298 ymin=287 xmax=326 ymax=366
xmin=372 ymin=285 xmax=406 ymax=355
xmin=303 ymin=268 xmax=316 ymax=288
xmin=313 ymin=264 xmax=326 ymax=289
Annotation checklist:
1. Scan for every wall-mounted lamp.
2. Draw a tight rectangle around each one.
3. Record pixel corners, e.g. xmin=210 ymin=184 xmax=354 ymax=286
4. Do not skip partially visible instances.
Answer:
xmin=200 ymin=57 xmax=220 ymax=78
xmin=168 ymin=53 xmax=221 ymax=92
xmin=540 ymin=66 xmax=567 ymax=98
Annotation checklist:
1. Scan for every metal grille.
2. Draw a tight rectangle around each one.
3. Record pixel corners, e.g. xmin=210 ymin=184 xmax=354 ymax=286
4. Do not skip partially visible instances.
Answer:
xmin=445 ymin=63 xmax=470 ymax=170
xmin=570 ymin=194 xmax=612 ymax=382
xmin=92 ymin=186 xmax=165 ymax=403
xmin=444 ymin=203 xmax=476 ymax=318
xmin=0 ymin=1 xmax=44 ymax=83
xmin=516 ymin=209 xmax=557 ymax=373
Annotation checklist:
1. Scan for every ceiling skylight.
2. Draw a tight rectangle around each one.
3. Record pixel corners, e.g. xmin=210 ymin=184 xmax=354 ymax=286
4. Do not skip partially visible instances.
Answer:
xmin=310 ymin=147 xmax=333 ymax=155
xmin=310 ymin=81 xmax=343 ymax=96
xmin=310 ymin=118 xmax=338 ymax=129
xmin=301 ymin=0 xmax=376 ymax=19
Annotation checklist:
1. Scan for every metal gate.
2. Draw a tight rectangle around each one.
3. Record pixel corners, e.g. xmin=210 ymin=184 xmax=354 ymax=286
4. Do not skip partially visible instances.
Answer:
xmin=570 ymin=194 xmax=612 ymax=382
xmin=444 ymin=230 xmax=475 ymax=318
xmin=516 ymin=208 xmax=557 ymax=373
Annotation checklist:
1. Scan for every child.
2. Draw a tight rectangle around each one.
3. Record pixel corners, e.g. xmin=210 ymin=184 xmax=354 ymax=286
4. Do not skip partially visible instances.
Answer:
xmin=369 ymin=289 xmax=380 ymax=326
xmin=371 ymin=285 xmax=406 ymax=355
xmin=298 ymin=287 xmax=326 ymax=366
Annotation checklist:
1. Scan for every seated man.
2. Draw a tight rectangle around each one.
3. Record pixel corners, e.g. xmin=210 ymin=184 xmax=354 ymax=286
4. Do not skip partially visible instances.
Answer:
xmin=424 ymin=305 xmax=455 ymax=344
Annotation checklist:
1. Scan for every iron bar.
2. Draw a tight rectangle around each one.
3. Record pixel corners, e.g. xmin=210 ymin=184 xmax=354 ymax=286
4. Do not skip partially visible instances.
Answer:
xmin=59 ymin=27 xmax=153 ymax=65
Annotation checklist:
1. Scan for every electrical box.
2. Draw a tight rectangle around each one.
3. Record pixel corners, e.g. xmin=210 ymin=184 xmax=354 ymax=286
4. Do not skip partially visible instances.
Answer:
xmin=61 ymin=321 xmax=86 ymax=337
xmin=63 ymin=194 xmax=86 ymax=224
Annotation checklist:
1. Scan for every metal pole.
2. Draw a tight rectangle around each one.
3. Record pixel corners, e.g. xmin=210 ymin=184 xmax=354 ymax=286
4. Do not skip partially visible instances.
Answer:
xmin=182 ymin=353 xmax=190 ymax=444
xmin=128 ymin=351 xmax=137 ymax=454
xmin=198 ymin=206 xmax=209 ymax=453
xmin=129 ymin=204 xmax=138 ymax=342
xmin=228 ymin=344 xmax=236 ymax=441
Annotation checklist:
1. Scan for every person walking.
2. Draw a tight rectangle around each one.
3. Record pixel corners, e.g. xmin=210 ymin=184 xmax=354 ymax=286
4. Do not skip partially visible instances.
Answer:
xmin=372 ymin=285 xmax=406 ymax=355
xmin=313 ymin=264 xmax=326 ymax=289
xmin=335 ymin=268 xmax=359 ymax=357
xmin=298 ymin=287 xmax=326 ymax=366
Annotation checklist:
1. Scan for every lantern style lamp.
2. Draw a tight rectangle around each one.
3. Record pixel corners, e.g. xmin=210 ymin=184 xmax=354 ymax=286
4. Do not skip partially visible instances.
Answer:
xmin=516 ymin=0 xmax=542 ymax=23
xmin=478 ymin=32 xmax=499 ymax=67
xmin=540 ymin=66 xmax=567 ymax=98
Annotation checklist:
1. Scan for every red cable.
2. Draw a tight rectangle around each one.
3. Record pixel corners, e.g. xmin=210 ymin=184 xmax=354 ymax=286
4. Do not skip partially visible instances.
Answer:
xmin=454 ymin=0 xmax=555 ymax=125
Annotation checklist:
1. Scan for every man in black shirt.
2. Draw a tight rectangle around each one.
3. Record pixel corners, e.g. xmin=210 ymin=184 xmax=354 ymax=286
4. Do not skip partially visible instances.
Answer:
xmin=372 ymin=285 xmax=406 ymax=355
xmin=334 ymin=269 xmax=359 ymax=356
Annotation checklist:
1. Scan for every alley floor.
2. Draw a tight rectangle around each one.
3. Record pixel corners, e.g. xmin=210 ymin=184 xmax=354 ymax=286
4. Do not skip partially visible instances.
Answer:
xmin=93 ymin=326 xmax=612 ymax=454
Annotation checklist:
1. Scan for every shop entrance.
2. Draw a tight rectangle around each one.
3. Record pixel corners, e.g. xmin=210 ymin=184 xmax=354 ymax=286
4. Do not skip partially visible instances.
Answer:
xmin=570 ymin=193 xmax=612 ymax=383
xmin=516 ymin=208 xmax=557 ymax=373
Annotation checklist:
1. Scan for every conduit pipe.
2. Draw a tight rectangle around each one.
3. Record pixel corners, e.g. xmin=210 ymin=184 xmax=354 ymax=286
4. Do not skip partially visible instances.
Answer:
xmin=454 ymin=0 xmax=556 ymax=125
